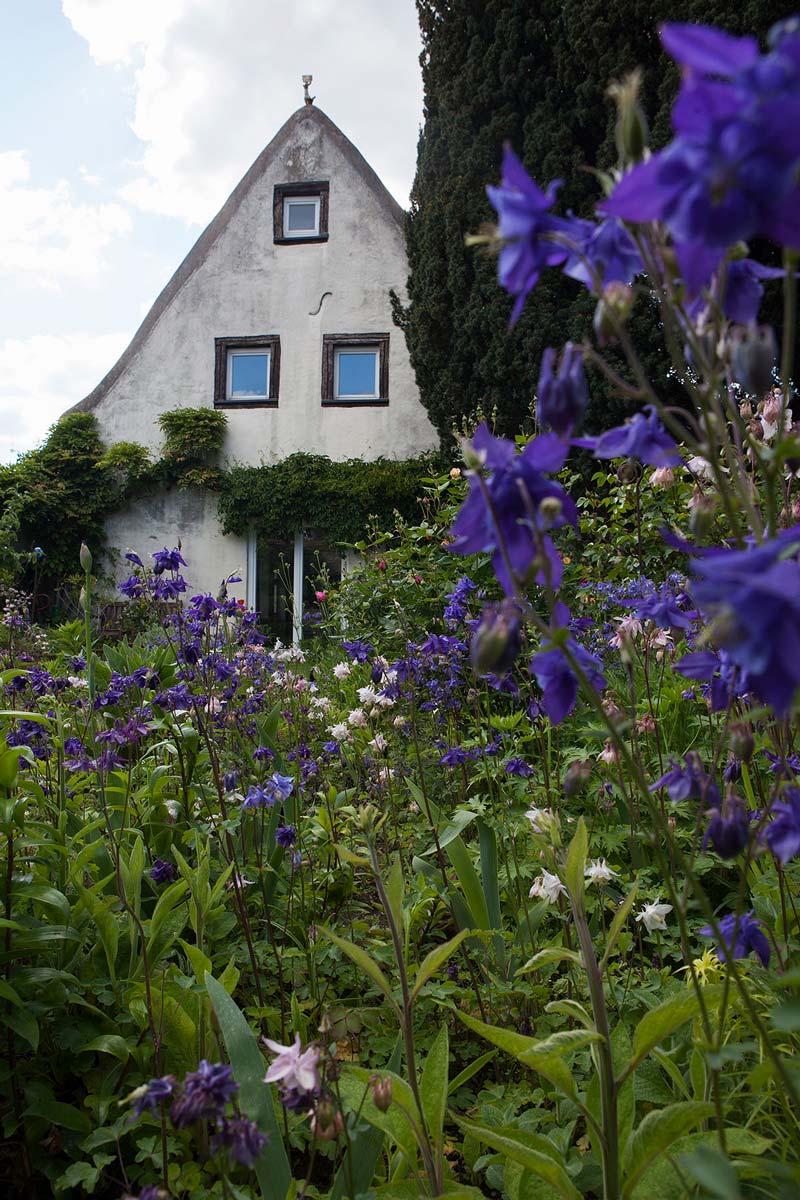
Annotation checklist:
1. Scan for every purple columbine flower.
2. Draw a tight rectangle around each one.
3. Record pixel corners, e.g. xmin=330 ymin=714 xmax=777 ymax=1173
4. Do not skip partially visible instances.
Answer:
xmin=212 ymin=1116 xmax=268 ymax=1168
xmin=242 ymin=785 xmax=274 ymax=811
xmin=132 ymin=1075 xmax=175 ymax=1116
xmin=439 ymin=746 xmax=470 ymax=767
xmin=275 ymin=824 xmax=297 ymax=848
xmin=688 ymin=527 xmax=800 ymax=715
xmin=170 ymin=1061 xmax=238 ymax=1128
xmin=700 ymin=909 xmax=771 ymax=967
xmin=537 ymin=343 xmax=589 ymax=438
xmin=650 ymin=752 xmax=720 ymax=808
xmin=223 ymin=770 xmax=239 ymax=792
xmin=765 ymin=788 xmax=800 ymax=863
xmin=269 ymin=772 xmax=295 ymax=801
xmin=342 ymin=639 xmax=373 ymax=662
xmin=253 ymin=745 xmax=274 ymax=762
xmin=575 ymin=406 xmax=681 ymax=468
xmin=563 ymin=217 xmax=642 ymax=292
xmin=449 ymin=423 xmax=577 ymax=597
xmin=120 ymin=575 xmax=144 ymax=599
xmin=443 ymin=576 xmax=477 ymax=626
xmin=150 ymin=859 xmax=176 ymax=885
xmin=703 ymin=796 xmax=751 ymax=858
xmin=504 ymin=758 xmax=533 ymax=777
xmin=627 ymin=584 xmax=694 ymax=630
xmin=125 ymin=551 xmax=144 ymax=568
xmin=152 ymin=547 xmax=188 ymax=575
xmin=530 ymin=608 xmax=607 ymax=726
xmin=486 ymin=144 xmax=582 ymax=323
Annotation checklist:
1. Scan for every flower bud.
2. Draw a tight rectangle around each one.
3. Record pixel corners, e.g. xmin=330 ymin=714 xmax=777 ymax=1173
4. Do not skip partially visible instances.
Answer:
xmin=730 ymin=325 xmax=777 ymax=396
xmin=537 ymin=495 xmax=563 ymax=527
xmin=371 ymin=1074 xmax=393 ymax=1112
xmin=729 ymin=723 xmax=754 ymax=763
xmin=688 ymin=492 xmax=717 ymax=538
xmin=650 ymin=466 xmax=674 ymax=489
xmin=563 ymin=759 xmax=593 ymax=798
xmin=607 ymin=68 xmax=649 ymax=164
xmin=449 ymin=467 xmax=461 ymax=479
xmin=311 ymin=1098 xmax=344 ymax=1141
xmin=593 ymin=282 xmax=635 ymax=346
xmin=537 ymin=343 xmax=588 ymax=436
xmin=617 ymin=458 xmax=641 ymax=484
xmin=470 ymin=601 xmax=522 ymax=676
xmin=79 ymin=542 xmax=92 ymax=573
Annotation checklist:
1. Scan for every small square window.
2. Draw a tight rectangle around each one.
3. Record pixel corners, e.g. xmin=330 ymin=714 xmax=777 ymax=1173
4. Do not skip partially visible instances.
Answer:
xmin=284 ymin=197 xmax=320 ymax=237
xmin=322 ymin=334 xmax=389 ymax=406
xmin=214 ymin=336 xmax=280 ymax=407
xmin=273 ymin=181 xmax=329 ymax=244
xmin=229 ymin=350 xmax=270 ymax=399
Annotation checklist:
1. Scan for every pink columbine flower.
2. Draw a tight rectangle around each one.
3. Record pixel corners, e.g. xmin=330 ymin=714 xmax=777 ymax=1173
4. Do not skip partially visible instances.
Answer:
xmin=263 ymin=1034 xmax=320 ymax=1094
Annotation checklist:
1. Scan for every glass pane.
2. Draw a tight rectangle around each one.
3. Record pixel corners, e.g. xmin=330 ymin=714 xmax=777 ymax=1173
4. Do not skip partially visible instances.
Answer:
xmin=230 ymin=353 xmax=268 ymax=398
xmin=303 ymin=540 xmax=343 ymax=639
xmin=287 ymin=201 xmax=317 ymax=232
xmin=337 ymin=351 xmax=377 ymax=397
xmin=255 ymin=540 xmax=294 ymax=643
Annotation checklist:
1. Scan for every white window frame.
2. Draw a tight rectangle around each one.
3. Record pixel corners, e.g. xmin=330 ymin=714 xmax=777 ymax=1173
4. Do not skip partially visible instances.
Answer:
xmin=227 ymin=348 xmax=271 ymax=401
xmin=334 ymin=347 xmax=379 ymax=401
xmin=283 ymin=195 xmax=321 ymax=238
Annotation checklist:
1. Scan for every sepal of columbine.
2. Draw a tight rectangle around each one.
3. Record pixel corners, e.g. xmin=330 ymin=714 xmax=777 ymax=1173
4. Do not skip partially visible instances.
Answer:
xmin=700 ymin=909 xmax=770 ymax=967
xmin=470 ymin=600 xmax=522 ymax=675
xmin=536 ymin=343 xmax=588 ymax=438
xmin=729 ymin=324 xmax=778 ymax=395
xmin=574 ymin=405 xmax=681 ymax=468
xmin=530 ymin=610 xmax=607 ymax=726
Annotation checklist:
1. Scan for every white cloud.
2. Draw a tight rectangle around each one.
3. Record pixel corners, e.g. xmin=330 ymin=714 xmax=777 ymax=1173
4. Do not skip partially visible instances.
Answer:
xmin=0 ymin=332 xmax=129 ymax=463
xmin=0 ymin=150 xmax=132 ymax=289
xmin=63 ymin=0 xmax=423 ymax=224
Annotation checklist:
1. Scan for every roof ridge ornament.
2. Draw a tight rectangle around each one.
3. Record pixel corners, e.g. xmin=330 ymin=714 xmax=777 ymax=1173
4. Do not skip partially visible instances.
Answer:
xmin=302 ymin=75 xmax=315 ymax=106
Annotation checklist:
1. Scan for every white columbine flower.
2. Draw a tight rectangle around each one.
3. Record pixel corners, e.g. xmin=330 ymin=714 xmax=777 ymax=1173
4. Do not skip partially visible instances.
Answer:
xmin=348 ymin=708 xmax=367 ymax=727
xmin=369 ymin=734 xmax=388 ymax=752
xmin=584 ymin=858 xmax=617 ymax=887
xmin=529 ymin=869 xmax=567 ymax=905
xmin=357 ymin=684 xmax=379 ymax=705
xmin=327 ymin=722 xmax=350 ymax=742
xmin=311 ymin=695 xmax=332 ymax=713
xmin=524 ymin=807 xmax=555 ymax=834
xmin=332 ymin=661 xmax=351 ymax=679
xmin=635 ymin=901 xmax=673 ymax=933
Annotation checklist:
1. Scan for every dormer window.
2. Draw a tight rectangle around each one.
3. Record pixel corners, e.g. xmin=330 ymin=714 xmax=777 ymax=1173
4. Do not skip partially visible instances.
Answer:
xmin=273 ymin=181 xmax=329 ymax=244
xmin=214 ymin=335 xmax=281 ymax=407
xmin=321 ymin=334 xmax=389 ymax=406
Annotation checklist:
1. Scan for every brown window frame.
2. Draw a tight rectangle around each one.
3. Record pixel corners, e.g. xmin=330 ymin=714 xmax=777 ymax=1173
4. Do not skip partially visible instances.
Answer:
xmin=273 ymin=181 xmax=330 ymax=245
xmin=321 ymin=333 xmax=390 ymax=407
xmin=214 ymin=335 xmax=281 ymax=408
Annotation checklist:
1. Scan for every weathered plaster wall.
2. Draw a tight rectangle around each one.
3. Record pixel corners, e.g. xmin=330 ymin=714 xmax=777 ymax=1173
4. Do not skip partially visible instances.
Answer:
xmin=104 ymin=489 xmax=248 ymax=603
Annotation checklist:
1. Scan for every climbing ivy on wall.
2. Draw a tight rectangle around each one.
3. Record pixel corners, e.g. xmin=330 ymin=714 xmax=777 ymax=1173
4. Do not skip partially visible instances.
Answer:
xmin=217 ymin=452 xmax=446 ymax=544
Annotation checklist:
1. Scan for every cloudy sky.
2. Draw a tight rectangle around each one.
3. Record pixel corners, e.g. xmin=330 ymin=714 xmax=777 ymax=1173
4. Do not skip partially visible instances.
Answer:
xmin=0 ymin=1 xmax=424 ymax=462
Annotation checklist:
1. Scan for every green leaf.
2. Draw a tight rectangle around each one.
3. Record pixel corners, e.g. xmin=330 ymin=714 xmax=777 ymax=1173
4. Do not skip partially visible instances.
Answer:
xmin=454 ymin=1119 xmax=580 ymax=1200
xmin=563 ymin=817 xmax=587 ymax=909
xmin=319 ymin=927 xmax=400 ymax=1015
xmin=337 ymin=1066 xmax=420 ymax=1163
xmin=622 ymin=1101 xmax=714 ymax=1197
xmin=4 ymin=1008 xmax=39 ymax=1049
xmin=677 ymin=1145 xmax=742 ymax=1198
xmin=412 ymin=929 xmax=471 ymax=1001
xmin=629 ymin=1128 xmax=769 ymax=1199
xmin=385 ymin=853 xmax=405 ymax=937
xmin=626 ymin=986 xmax=725 ymax=1078
xmin=24 ymin=1098 xmax=91 ymax=1133
xmin=420 ymin=1023 xmax=449 ymax=1157
xmin=75 ymin=881 xmax=118 ymax=983
xmin=179 ymin=938 xmax=212 ymax=985
xmin=205 ymin=972 xmax=291 ymax=1200
xmin=80 ymin=1034 xmax=130 ymax=1064
xmin=448 ymin=1050 xmax=496 ymax=1095
xmin=517 ymin=947 xmax=582 ymax=975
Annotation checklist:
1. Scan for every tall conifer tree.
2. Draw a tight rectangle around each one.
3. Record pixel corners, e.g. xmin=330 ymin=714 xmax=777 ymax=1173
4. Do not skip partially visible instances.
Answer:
xmin=398 ymin=0 xmax=788 ymax=445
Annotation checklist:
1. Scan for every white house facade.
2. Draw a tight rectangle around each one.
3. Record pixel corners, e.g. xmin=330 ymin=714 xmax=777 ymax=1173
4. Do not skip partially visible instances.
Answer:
xmin=70 ymin=99 xmax=437 ymax=638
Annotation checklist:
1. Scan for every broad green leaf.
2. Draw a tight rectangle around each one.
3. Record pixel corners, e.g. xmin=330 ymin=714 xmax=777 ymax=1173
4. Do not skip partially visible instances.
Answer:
xmin=12 ymin=883 xmax=71 ymax=923
xmin=651 ymin=1048 xmax=690 ymax=1100
xmin=24 ymin=1098 xmax=91 ymax=1133
xmin=412 ymin=929 xmax=471 ymax=1000
xmin=626 ymin=986 xmax=725 ymax=1078
xmin=518 ymin=947 xmax=582 ymax=975
xmin=80 ymin=1034 xmax=130 ymax=1063
xmin=205 ymin=972 xmax=291 ymax=1200
xmin=478 ymin=819 xmax=505 ymax=970
xmin=0 ymin=979 xmax=23 ymax=1007
xmin=622 ymin=1101 xmax=714 ymax=1197
xmin=505 ymin=1160 xmax=563 ymax=1200
xmin=385 ymin=853 xmax=405 ymax=937
xmin=420 ymin=1023 xmax=449 ymax=1157
xmin=544 ymin=1000 xmax=594 ymax=1030
xmin=630 ymin=1128 xmax=770 ymax=1199
xmin=564 ymin=817 xmax=587 ymax=909
xmin=179 ymin=938 xmax=212 ymax=985
xmin=678 ymin=1145 xmax=742 ymax=1198
xmin=455 ymin=1119 xmax=580 ymax=1200
xmin=4 ymin=1008 xmax=39 ymax=1049
xmin=599 ymin=880 xmax=638 ymax=974
xmin=319 ymin=927 xmax=400 ymax=1015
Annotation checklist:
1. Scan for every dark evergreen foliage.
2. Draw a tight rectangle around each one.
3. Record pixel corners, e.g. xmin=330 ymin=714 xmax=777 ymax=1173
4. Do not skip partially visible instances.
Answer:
xmin=401 ymin=0 xmax=789 ymax=445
